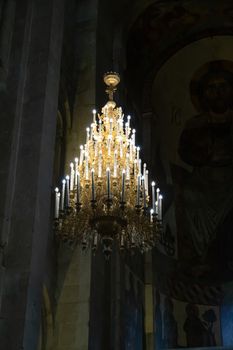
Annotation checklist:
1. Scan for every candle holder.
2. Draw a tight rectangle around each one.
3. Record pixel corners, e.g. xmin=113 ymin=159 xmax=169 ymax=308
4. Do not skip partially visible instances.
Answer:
xmin=54 ymin=72 xmax=164 ymax=257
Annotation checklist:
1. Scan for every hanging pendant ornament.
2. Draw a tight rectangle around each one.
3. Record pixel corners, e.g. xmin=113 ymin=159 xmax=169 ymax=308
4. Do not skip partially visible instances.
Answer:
xmin=54 ymin=72 xmax=163 ymax=258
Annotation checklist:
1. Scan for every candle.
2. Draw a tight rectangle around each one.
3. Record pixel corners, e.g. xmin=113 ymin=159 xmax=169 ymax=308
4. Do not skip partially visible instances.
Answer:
xmin=121 ymin=169 xmax=126 ymax=202
xmin=54 ymin=187 xmax=60 ymax=218
xmin=158 ymin=194 xmax=163 ymax=220
xmin=92 ymin=109 xmax=96 ymax=123
xmin=145 ymin=170 xmax=149 ymax=195
xmin=61 ymin=179 xmax=66 ymax=210
xmin=119 ymin=137 xmax=123 ymax=158
xmin=127 ymin=115 xmax=131 ymax=129
xmin=156 ymin=188 xmax=160 ymax=204
xmin=150 ymin=209 xmax=154 ymax=223
xmin=138 ymin=159 xmax=142 ymax=176
xmin=86 ymin=127 xmax=90 ymax=144
xmin=65 ymin=175 xmax=70 ymax=207
xmin=91 ymin=168 xmax=95 ymax=201
xmin=70 ymin=162 xmax=74 ymax=190
xmin=155 ymin=200 xmax=158 ymax=215
xmin=136 ymin=174 xmax=141 ymax=206
xmin=137 ymin=146 xmax=140 ymax=163
xmin=77 ymin=171 xmax=80 ymax=203
xmin=107 ymin=136 xmax=112 ymax=156
xmin=132 ymin=129 xmax=136 ymax=147
xmin=74 ymin=157 xmax=78 ymax=186
xmin=106 ymin=167 xmax=111 ymax=200
xmin=80 ymin=145 xmax=84 ymax=165
xmin=142 ymin=176 xmax=146 ymax=209
xmin=151 ymin=181 xmax=155 ymax=211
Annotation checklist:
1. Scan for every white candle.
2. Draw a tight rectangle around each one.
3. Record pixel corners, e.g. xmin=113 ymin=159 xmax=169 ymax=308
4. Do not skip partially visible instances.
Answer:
xmin=70 ymin=162 xmax=74 ymax=190
xmin=127 ymin=115 xmax=131 ymax=129
xmin=145 ymin=170 xmax=149 ymax=195
xmin=138 ymin=159 xmax=142 ymax=176
xmin=136 ymin=146 xmax=140 ymax=163
xmin=86 ymin=127 xmax=90 ymax=144
xmin=119 ymin=137 xmax=123 ymax=158
xmin=80 ymin=145 xmax=84 ymax=165
xmin=136 ymin=174 xmax=141 ymax=206
xmin=61 ymin=179 xmax=66 ymax=210
xmin=91 ymin=168 xmax=95 ymax=201
xmin=65 ymin=175 xmax=70 ymax=207
xmin=77 ymin=171 xmax=80 ymax=203
xmin=132 ymin=129 xmax=136 ymax=146
xmin=54 ymin=187 xmax=60 ymax=218
xmin=150 ymin=209 xmax=154 ymax=223
xmin=121 ymin=169 xmax=126 ymax=202
xmin=158 ymin=194 xmax=163 ymax=220
xmin=151 ymin=181 xmax=155 ymax=211
xmin=74 ymin=157 xmax=78 ymax=186
xmin=155 ymin=200 xmax=158 ymax=215
xmin=99 ymin=119 xmax=102 ymax=137
xmin=142 ymin=176 xmax=146 ymax=208
xmin=107 ymin=136 xmax=111 ymax=156
xmin=92 ymin=109 xmax=96 ymax=123
xmin=156 ymin=188 xmax=160 ymax=204
xmin=106 ymin=167 xmax=111 ymax=200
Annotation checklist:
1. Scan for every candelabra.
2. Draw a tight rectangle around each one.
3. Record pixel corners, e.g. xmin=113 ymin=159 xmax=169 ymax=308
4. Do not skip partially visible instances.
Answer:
xmin=54 ymin=72 xmax=163 ymax=258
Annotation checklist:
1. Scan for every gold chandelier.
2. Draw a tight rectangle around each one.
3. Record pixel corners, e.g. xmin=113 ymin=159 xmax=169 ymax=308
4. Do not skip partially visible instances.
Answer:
xmin=54 ymin=72 xmax=163 ymax=257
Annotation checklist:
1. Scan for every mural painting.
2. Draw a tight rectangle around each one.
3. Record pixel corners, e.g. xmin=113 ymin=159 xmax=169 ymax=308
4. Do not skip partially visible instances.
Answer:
xmin=123 ymin=269 xmax=144 ymax=350
xmin=174 ymin=60 xmax=233 ymax=281
xmin=154 ymin=290 xmax=221 ymax=348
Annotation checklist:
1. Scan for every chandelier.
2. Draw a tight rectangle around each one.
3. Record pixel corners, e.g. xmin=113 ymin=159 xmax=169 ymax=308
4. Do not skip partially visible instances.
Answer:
xmin=54 ymin=72 xmax=163 ymax=258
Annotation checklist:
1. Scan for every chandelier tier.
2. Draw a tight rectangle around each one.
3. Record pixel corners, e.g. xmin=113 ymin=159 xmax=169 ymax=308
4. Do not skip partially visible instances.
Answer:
xmin=54 ymin=72 xmax=163 ymax=257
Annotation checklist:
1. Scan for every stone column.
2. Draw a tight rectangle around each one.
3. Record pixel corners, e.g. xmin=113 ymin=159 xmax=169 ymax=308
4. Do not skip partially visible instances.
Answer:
xmin=0 ymin=0 xmax=64 ymax=349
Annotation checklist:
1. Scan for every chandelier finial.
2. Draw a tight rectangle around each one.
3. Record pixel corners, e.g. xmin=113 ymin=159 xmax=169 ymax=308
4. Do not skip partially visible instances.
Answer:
xmin=103 ymin=72 xmax=120 ymax=105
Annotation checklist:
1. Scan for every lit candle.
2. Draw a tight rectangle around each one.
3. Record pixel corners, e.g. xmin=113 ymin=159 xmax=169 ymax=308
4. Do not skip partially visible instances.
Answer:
xmin=156 ymin=187 xmax=160 ymax=204
xmin=158 ymin=194 xmax=163 ymax=220
xmin=134 ymin=159 xmax=137 ymax=179
xmin=142 ymin=176 xmax=146 ymax=209
xmin=80 ymin=145 xmax=84 ymax=165
xmin=54 ymin=187 xmax=60 ymax=218
xmin=77 ymin=171 xmax=80 ymax=203
xmin=125 ymin=122 xmax=129 ymax=138
xmin=127 ymin=115 xmax=131 ymax=129
xmin=151 ymin=181 xmax=156 ymax=211
xmin=150 ymin=209 xmax=154 ymax=223
xmin=129 ymin=140 xmax=133 ymax=161
xmin=145 ymin=170 xmax=149 ymax=195
xmin=132 ymin=129 xmax=136 ymax=147
xmin=92 ymin=109 xmax=96 ymax=123
xmin=155 ymin=200 xmax=158 ymax=215
xmin=99 ymin=118 xmax=102 ymax=137
xmin=121 ymin=169 xmax=126 ymax=202
xmin=65 ymin=175 xmax=70 ymax=207
xmin=70 ymin=162 xmax=74 ymax=190
xmin=137 ymin=146 xmax=140 ymax=163
xmin=91 ymin=168 xmax=95 ymax=201
xmin=74 ymin=157 xmax=79 ymax=186
xmin=136 ymin=174 xmax=141 ymax=206
xmin=106 ymin=167 xmax=111 ymax=200
xmin=86 ymin=127 xmax=90 ymax=144
xmin=61 ymin=179 xmax=66 ymax=210
xmin=138 ymin=159 xmax=142 ymax=176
